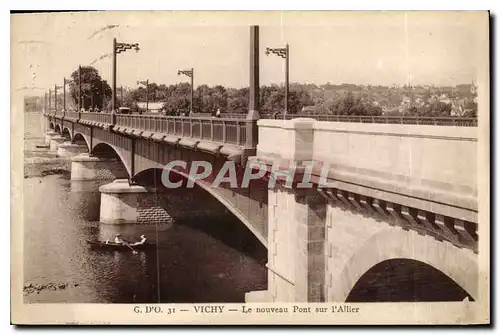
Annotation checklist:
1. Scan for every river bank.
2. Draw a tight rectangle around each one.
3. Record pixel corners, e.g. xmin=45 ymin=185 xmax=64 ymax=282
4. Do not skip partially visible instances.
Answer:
xmin=24 ymin=132 xmax=71 ymax=178
xmin=23 ymin=112 xmax=267 ymax=303
xmin=24 ymin=157 xmax=71 ymax=179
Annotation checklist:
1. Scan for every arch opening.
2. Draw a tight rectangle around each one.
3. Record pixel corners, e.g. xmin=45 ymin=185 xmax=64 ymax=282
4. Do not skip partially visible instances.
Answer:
xmin=54 ymin=124 xmax=61 ymax=134
xmin=61 ymin=128 xmax=71 ymax=140
xmin=72 ymin=133 xmax=90 ymax=152
xmin=49 ymin=122 xmax=54 ymax=130
xmin=90 ymin=142 xmax=130 ymax=179
xmin=92 ymin=142 xmax=124 ymax=160
xmin=132 ymin=167 xmax=267 ymax=258
xmin=131 ymin=167 xmax=171 ymax=190
xmin=140 ymin=166 xmax=267 ymax=247
xmin=346 ymin=258 xmax=474 ymax=302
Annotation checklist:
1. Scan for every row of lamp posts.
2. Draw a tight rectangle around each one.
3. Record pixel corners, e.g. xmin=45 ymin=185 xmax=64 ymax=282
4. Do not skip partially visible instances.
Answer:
xmin=44 ymin=25 xmax=289 ymax=118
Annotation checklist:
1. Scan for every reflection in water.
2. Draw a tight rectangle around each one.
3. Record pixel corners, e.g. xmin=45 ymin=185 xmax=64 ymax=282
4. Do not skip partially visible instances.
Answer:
xmin=24 ymin=113 xmax=267 ymax=303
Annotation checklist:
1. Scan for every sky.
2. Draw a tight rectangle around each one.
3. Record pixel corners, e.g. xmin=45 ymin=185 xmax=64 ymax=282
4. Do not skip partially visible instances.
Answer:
xmin=11 ymin=11 xmax=488 ymax=96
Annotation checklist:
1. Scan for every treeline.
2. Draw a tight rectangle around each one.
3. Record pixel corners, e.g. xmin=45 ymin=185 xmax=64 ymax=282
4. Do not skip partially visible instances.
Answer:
xmin=123 ymin=82 xmax=476 ymax=117
xmin=124 ymin=83 xmax=315 ymax=115
xmin=53 ymin=66 xmax=476 ymax=117
xmin=123 ymin=83 xmax=384 ymax=116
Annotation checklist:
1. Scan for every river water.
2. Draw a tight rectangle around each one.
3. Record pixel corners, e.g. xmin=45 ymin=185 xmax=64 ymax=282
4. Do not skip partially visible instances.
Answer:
xmin=23 ymin=112 xmax=267 ymax=303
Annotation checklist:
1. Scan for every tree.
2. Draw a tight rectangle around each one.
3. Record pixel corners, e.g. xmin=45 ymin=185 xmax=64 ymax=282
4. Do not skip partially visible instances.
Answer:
xmin=68 ymin=66 xmax=111 ymax=110
xmin=227 ymin=88 xmax=248 ymax=114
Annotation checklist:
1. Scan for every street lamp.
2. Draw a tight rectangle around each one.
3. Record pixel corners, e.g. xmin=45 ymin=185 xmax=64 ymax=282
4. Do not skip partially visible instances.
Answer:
xmin=63 ymin=77 xmax=75 ymax=110
xmin=54 ymin=84 xmax=63 ymax=112
xmin=265 ymin=44 xmax=289 ymax=117
xmin=112 ymin=38 xmax=140 ymax=112
xmin=77 ymin=65 xmax=82 ymax=111
xmin=137 ymin=79 xmax=149 ymax=113
xmin=177 ymin=68 xmax=194 ymax=115
xmin=101 ymin=80 xmax=107 ymax=110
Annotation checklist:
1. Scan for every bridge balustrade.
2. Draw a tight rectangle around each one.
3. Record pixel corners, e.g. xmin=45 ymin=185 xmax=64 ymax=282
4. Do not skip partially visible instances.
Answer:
xmin=201 ymin=120 xmax=212 ymax=140
xmin=65 ymin=111 xmax=80 ymax=120
xmin=79 ymin=112 xmax=114 ymax=125
xmin=49 ymin=111 xmax=255 ymax=148
xmin=264 ymin=113 xmax=477 ymax=126
xmin=182 ymin=119 xmax=191 ymax=137
xmin=192 ymin=120 xmax=201 ymax=138
xmin=112 ymin=114 xmax=249 ymax=146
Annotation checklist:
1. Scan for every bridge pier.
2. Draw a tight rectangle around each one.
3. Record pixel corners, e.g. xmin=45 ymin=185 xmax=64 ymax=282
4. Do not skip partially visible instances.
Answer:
xmin=44 ymin=131 xmax=57 ymax=146
xmin=70 ymin=153 xmax=128 ymax=181
xmin=57 ymin=142 xmax=88 ymax=158
xmin=99 ymin=179 xmax=169 ymax=224
xmin=99 ymin=179 xmax=232 ymax=225
xmin=247 ymin=117 xmax=479 ymax=303
xmin=49 ymin=135 xmax=66 ymax=152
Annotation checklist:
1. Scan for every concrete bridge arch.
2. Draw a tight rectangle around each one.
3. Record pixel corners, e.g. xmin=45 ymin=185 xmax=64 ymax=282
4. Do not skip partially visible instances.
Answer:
xmin=132 ymin=167 xmax=268 ymax=247
xmin=329 ymin=226 xmax=478 ymax=302
xmin=71 ymin=133 xmax=90 ymax=151
xmin=54 ymin=124 xmax=61 ymax=134
xmin=62 ymin=127 xmax=72 ymax=140
xmin=91 ymin=142 xmax=132 ymax=178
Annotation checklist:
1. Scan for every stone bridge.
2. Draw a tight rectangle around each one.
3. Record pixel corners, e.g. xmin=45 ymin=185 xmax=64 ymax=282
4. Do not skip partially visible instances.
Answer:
xmin=43 ymin=109 xmax=479 ymax=304
xmin=46 ymin=111 xmax=268 ymax=245
xmin=40 ymin=23 xmax=480 ymax=304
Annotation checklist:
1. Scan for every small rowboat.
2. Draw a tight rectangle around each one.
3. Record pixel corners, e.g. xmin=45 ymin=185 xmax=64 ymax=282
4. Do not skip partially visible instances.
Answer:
xmin=86 ymin=240 xmax=155 ymax=251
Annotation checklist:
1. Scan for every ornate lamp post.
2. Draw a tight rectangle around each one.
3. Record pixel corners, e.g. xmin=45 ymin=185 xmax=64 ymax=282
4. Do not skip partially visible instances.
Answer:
xmin=265 ymin=44 xmax=289 ymax=117
xmin=137 ymin=79 xmax=149 ymax=113
xmin=112 ymin=38 xmax=140 ymax=112
xmin=63 ymin=78 xmax=67 ymax=110
xmin=54 ymin=84 xmax=63 ymax=112
xmin=48 ymin=88 xmax=51 ymax=111
xmin=78 ymin=65 xmax=82 ymax=111
xmin=177 ymin=68 xmax=194 ymax=115
xmin=101 ymin=80 xmax=106 ymax=110
xmin=62 ymin=77 xmax=75 ymax=110
xmin=90 ymin=80 xmax=94 ymax=110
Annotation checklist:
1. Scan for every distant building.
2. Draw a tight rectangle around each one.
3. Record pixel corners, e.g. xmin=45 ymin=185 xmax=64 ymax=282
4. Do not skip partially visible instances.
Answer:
xmin=439 ymin=94 xmax=451 ymax=104
xmin=137 ymin=102 xmax=164 ymax=113
xmin=301 ymin=106 xmax=320 ymax=114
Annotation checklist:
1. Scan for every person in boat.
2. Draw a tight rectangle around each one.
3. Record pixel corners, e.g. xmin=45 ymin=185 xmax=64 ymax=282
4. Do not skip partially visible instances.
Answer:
xmin=131 ymin=235 xmax=147 ymax=246
xmin=114 ymin=234 xmax=125 ymax=244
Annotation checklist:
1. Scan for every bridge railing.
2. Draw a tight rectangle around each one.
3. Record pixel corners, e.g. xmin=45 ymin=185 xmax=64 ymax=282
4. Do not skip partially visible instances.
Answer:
xmin=79 ymin=112 xmax=114 ymax=124
xmin=261 ymin=113 xmax=477 ymax=126
xmin=191 ymin=112 xmax=248 ymax=119
xmin=64 ymin=111 xmax=80 ymax=120
xmin=115 ymin=114 xmax=249 ymax=146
